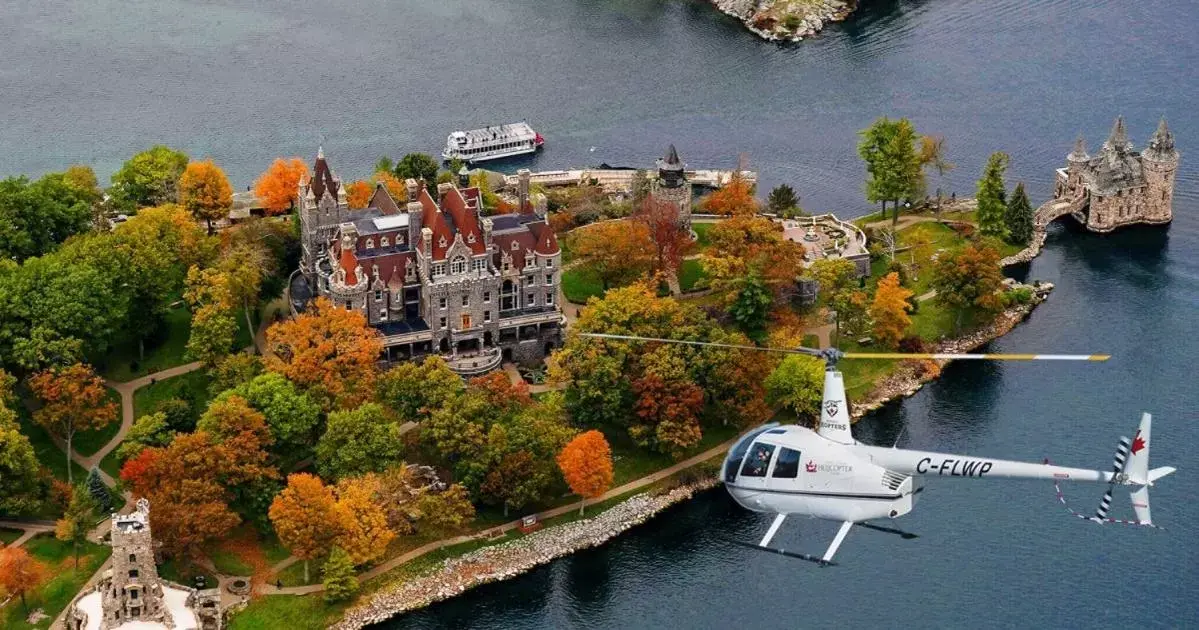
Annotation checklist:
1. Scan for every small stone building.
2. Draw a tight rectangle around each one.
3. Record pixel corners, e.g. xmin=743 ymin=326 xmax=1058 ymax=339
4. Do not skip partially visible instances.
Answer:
xmin=66 ymin=499 xmax=222 ymax=630
xmin=1052 ymin=117 xmax=1179 ymax=232
xmin=651 ymin=144 xmax=693 ymax=233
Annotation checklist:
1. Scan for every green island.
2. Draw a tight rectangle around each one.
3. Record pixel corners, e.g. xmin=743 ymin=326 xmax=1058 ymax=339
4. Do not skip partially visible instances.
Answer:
xmin=0 ymin=116 xmax=1048 ymax=629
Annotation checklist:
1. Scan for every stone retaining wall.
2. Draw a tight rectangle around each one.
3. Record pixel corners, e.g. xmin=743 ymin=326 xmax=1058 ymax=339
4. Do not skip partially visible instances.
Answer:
xmin=335 ymin=478 xmax=720 ymax=629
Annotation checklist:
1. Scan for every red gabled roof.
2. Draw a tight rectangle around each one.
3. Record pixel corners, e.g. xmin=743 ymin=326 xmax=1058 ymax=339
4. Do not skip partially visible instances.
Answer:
xmin=361 ymin=251 xmax=411 ymax=288
xmin=311 ymin=150 xmax=339 ymax=201
xmin=368 ymin=184 xmax=401 ymax=215
xmin=418 ymin=187 xmax=454 ymax=261
xmin=492 ymin=231 xmax=537 ymax=271
xmin=527 ymin=221 xmax=559 ymax=255
xmin=440 ymin=187 xmax=486 ymax=255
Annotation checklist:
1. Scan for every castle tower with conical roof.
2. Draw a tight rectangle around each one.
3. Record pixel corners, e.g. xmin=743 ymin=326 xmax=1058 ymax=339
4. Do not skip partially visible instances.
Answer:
xmin=650 ymin=144 xmax=693 ymax=232
xmin=1051 ymin=117 xmax=1179 ymax=233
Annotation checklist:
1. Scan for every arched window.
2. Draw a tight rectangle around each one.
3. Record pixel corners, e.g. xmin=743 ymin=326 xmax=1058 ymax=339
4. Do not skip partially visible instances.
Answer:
xmin=451 ymin=256 xmax=467 ymax=275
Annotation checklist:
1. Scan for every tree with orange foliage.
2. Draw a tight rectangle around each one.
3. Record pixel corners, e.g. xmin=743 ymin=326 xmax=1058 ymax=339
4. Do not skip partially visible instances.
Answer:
xmin=633 ymin=196 xmax=694 ymax=282
xmin=869 ymin=272 xmax=914 ymax=349
xmin=371 ymin=171 xmax=407 ymax=202
xmin=254 ymin=158 xmax=309 ymax=215
xmin=557 ymin=430 xmax=614 ymax=515
xmin=334 ymin=474 xmax=394 ymax=566
xmin=265 ymin=297 xmax=383 ymax=411
xmin=468 ymin=371 xmax=532 ymax=413
xmin=700 ymin=173 xmax=758 ymax=216
xmin=569 ymin=220 xmax=656 ymax=291
xmin=345 ymin=180 xmax=372 ymax=209
xmin=702 ymin=216 xmax=803 ymax=307
xmin=0 ymin=546 xmax=44 ymax=613
xmin=631 ymin=349 xmax=705 ymax=459
xmin=269 ymin=473 xmax=342 ymax=583
xmin=179 ymin=159 xmax=233 ymax=235
xmin=28 ymin=362 xmax=117 ymax=484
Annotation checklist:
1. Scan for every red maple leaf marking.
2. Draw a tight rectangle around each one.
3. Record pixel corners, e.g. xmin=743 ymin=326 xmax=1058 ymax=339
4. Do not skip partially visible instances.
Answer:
xmin=1131 ymin=432 xmax=1146 ymax=455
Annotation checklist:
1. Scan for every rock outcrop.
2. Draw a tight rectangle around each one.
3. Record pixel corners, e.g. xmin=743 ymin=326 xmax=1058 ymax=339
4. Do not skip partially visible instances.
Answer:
xmin=711 ymin=0 xmax=855 ymax=42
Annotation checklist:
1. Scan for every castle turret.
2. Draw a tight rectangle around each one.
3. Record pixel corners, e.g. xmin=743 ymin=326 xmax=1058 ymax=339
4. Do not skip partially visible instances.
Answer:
xmin=650 ymin=144 xmax=693 ymax=232
xmin=102 ymin=499 xmax=167 ymax=626
xmin=1142 ymin=117 xmax=1179 ymax=225
xmin=1101 ymin=116 xmax=1132 ymax=155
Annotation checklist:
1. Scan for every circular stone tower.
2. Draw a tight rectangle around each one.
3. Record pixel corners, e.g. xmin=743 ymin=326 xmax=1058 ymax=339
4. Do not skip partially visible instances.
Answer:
xmin=1142 ymin=117 xmax=1179 ymax=224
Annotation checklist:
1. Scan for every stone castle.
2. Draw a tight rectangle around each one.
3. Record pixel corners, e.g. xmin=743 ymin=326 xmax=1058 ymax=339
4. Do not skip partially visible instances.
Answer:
xmin=295 ymin=149 xmax=564 ymax=374
xmin=1051 ymin=117 xmax=1179 ymax=232
xmin=66 ymin=499 xmax=221 ymax=630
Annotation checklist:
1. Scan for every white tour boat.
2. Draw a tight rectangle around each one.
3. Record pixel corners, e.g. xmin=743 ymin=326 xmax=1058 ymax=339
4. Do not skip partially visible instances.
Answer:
xmin=442 ymin=122 xmax=544 ymax=163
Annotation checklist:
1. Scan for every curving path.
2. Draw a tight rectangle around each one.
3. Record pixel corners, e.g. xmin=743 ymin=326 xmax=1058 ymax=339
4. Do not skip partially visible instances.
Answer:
xmin=257 ymin=437 xmax=737 ymax=596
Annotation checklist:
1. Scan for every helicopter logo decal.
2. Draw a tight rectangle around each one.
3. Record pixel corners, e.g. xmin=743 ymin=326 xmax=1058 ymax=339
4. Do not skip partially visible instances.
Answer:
xmin=1131 ymin=431 xmax=1146 ymax=454
xmin=824 ymin=400 xmax=840 ymax=417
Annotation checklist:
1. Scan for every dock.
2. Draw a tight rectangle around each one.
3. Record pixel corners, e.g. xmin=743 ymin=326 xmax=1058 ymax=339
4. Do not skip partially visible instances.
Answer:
xmin=501 ymin=167 xmax=756 ymax=192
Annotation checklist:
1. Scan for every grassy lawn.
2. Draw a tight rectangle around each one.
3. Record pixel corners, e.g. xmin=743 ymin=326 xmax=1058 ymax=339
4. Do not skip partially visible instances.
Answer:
xmin=679 ymin=258 xmax=707 ymax=292
xmin=98 ymin=449 xmax=123 ymax=479
xmin=0 ymin=527 xmax=23 ymax=544
xmin=0 ymin=534 xmax=111 ymax=630
xmin=71 ymin=389 xmax=123 ymax=458
xmin=227 ymin=594 xmax=351 ymax=630
xmin=132 ymin=370 xmax=214 ymax=422
xmin=99 ymin=306 xmax=192 ymax=382
xmin=561 ymin=267 xmax=604 ymax=304
xmin=159 ymin=557 xmax=217 ymax=590
xmin=13 ymin=399 xmax=87 ymax=495
xmin=692 ymin=221 xmax=714 ymax=248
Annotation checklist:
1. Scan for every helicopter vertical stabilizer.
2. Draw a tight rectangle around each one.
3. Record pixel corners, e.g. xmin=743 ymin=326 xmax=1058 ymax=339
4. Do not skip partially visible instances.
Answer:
xmin=817 ymin=369 xmax=854 ymax=445
xmin=1123 ymin=413 xmax=1151 ymax=485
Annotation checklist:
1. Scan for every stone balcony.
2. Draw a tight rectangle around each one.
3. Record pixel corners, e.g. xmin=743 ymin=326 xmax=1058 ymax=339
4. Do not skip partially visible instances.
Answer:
xmin=442 ymin=346 xmax=503 ymax=376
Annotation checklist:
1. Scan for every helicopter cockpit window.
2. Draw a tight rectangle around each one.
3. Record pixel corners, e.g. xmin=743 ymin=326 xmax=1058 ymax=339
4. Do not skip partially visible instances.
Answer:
xmin=740 ymin=442 xmax=776 ymax=478
xmin=772 ymin=447 xmax=801 ymax=478
xmin=725 ymin=425 xmax=774 ymax=483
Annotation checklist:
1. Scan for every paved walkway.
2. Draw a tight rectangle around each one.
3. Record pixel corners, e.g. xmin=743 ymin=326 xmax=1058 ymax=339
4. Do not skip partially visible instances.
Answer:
xmin=256 ymin=437 xmax=737 ymax=596
xmin=0 ymin=519 xmax=56 ymax=548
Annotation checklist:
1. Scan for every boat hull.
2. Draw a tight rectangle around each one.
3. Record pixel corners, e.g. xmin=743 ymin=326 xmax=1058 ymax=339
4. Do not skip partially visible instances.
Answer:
xmin=442 ymin=144 xmax=541 ymax=164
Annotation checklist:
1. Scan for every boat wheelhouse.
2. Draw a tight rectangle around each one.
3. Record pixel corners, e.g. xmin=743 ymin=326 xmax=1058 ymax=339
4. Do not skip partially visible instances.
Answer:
xmin=442 ymin=122 xmax=544 ymax=163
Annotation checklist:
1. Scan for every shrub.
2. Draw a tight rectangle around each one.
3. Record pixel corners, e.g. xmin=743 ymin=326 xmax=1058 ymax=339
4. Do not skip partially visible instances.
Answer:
xmin=1006 ymin=286 xmax=1034 ymax=306
xmin=897 ymin=336 xmax=928 ymax=353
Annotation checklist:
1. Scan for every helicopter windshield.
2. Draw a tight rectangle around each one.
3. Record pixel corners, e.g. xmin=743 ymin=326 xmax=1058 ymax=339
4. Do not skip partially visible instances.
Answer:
xmin=724 ymin=425 xmax=775 ymax=483
xmin=740 ymin=442 xmax=776 ymax=477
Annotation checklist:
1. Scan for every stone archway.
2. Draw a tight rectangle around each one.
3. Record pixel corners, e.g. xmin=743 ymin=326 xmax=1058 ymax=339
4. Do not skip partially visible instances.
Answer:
xmin=438 ymin=337 xmax=450 ymax=353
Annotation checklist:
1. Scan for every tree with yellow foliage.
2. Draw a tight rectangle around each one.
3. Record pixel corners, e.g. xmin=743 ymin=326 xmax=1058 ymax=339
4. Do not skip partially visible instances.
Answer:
xmin=178 ymin=159 xmax=233 ymax=235
xmin=372 ymin=171 xmax=407 ymax=201
xmin=700 ymin=173 xmax=758 ymax=216
xmin=269 ymin=473 xmax=342 ymax=583
xmin=253 ymin=158 xmax=309 ymax=215
xmin=869 ymin=272 xmax=913 ymax=349
xmin=334 ymin=475 xmax=394 ymax=566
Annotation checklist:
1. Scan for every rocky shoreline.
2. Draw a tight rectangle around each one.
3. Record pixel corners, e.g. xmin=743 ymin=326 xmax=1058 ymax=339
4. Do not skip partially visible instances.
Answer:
xmin=711 ymin=0 xmax=856 ymax=42
xmin=850 ymin=281 xmax=1054 ymax=419
xmin=334 ymin=478 xmax=721 ymax=629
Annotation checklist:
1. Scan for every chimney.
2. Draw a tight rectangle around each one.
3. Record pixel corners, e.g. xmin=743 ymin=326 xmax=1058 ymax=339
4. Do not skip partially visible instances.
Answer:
xmin=517 ymin=169 xmax=531 ymax=212
xmin=405 ymin=178 xmax=419 ymax=199
xmin=458 ymin=165 xmax=471 ymax=189
xmin=436 ymin=182 xmax=453 ymax=203
xmin=533 ymin=193 xmax=548 ymax=219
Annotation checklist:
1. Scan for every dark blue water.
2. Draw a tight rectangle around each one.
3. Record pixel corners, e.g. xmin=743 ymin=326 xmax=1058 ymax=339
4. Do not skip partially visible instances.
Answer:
xmin=2 ymin=0 xmax=1197 ymax=627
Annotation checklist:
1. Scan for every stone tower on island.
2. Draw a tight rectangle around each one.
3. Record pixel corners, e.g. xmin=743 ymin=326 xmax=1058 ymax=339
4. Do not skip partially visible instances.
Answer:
xmin=1052 ymin=117 xmax=1179 ymax=232
xmin=651 ymin=144 xmax=693 ymax=232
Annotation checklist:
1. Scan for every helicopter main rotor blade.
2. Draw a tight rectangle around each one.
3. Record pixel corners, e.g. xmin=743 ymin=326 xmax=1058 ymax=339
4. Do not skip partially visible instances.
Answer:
xmin=577 ymin=333 xmax=1109 ymax=361
xmin=843 ymin=353 xmax=1110 ymax=361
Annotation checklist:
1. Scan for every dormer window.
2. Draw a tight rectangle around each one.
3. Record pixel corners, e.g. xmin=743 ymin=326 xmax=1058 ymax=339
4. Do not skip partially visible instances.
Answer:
xmin=366 ymin=238 xmax=375 ymax=249
xmin=381 ymin=236 xmax=390 ymax=248
xmin=525 ymin=253 xmax=534 ymax=268
xmin=405 ymin=263 xmax=416 ymax=280
xmin=511 ymin=241 xmax=520 ymax=250
xmin=451 ymin=256 xmax=467 ymax=275
xmin=439 ymin=236 xmax=448 ymax=249
xmin=467 ymin=233 xmax=476 ymax=244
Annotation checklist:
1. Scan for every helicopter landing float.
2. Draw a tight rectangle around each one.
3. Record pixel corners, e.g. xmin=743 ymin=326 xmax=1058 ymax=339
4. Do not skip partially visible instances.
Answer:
xmin=580 ymin=334 xmax=1175 ymax=566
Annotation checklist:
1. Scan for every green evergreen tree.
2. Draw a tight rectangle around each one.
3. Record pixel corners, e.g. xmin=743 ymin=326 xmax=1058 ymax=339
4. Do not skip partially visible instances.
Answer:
xmin=322 ymin=546 xmax=359 ymax=602
xmin=1005 ymin=182 xmax=1034 ymax=245
xmin=858 ymin=118 xmax=923 ymax=226
xmin=728 ymin=269 xmax=773 ymax=340
xmin=767 ymin=184 xmax=799 ymax=216
xmin=86 ymin=466 xmax=111 ymax=514
xmin=976 ymin=152 xmax=1009 ymax=238
xmin=58 ymin=485 xmax=98 ymax=568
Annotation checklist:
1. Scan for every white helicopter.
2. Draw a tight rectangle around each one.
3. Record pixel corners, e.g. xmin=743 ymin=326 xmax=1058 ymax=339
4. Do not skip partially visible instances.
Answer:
xmin=581 ymin=333 xmax=1175 ymax=566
